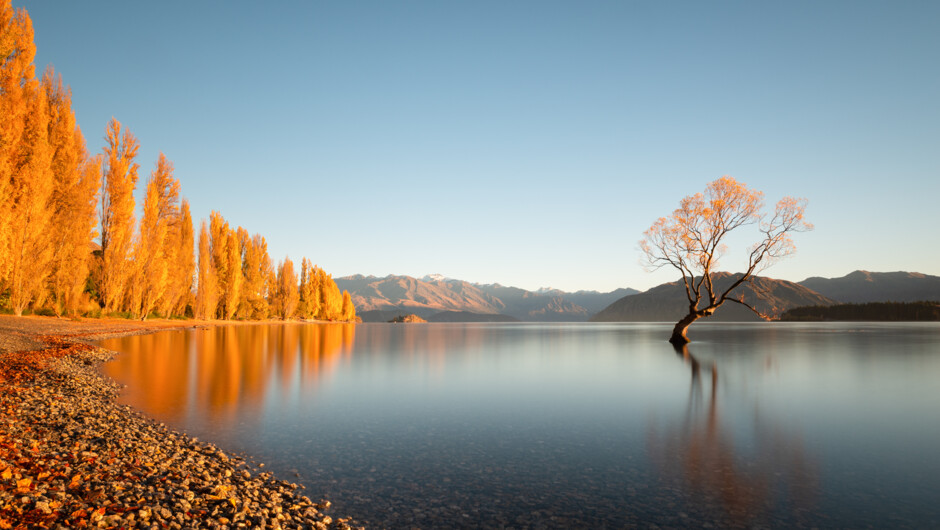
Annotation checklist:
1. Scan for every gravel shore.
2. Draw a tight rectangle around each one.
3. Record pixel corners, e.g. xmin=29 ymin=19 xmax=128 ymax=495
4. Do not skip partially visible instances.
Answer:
xmin=0 ymin=316 xmax=361 ymax=529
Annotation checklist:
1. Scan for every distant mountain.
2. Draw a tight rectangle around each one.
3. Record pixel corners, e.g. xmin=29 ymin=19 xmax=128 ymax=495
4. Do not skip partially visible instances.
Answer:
xmin=335 ymin=274 xmax=504 ymax=315
xmin=473 ymin=284 xmax=590 ymax=322
xmin=539 ymin=288 xmax=640 ymax=314
xmin=799 ymin=270 xmax=940 ymax=303
xmin=335 ymin=274 xmax=634 ymax=322
xmin=591 ymin=272 xmax=836 ymax=322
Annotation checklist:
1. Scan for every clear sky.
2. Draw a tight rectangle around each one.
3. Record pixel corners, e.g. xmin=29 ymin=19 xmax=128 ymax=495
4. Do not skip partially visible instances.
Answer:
xmin=18 ymin=1 xmax=940 ymax=292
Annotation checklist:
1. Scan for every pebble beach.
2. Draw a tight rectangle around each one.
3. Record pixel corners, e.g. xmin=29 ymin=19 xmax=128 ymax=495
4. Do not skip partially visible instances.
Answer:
xmin=0 ymin=316 xmax=360 ymax=529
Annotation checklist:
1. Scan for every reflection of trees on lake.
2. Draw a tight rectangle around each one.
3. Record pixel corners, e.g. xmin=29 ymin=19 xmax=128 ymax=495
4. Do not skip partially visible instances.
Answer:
xmin=647 ymin=345 xmax=818 ymax=526
xmin=102 ymin=323 xmax=357 ymax=426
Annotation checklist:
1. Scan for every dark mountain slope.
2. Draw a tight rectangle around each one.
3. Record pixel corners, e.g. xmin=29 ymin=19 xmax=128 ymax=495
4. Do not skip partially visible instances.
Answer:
xmin=591 ymin=273 xmax=835 ymax=322
xmin=799 ymin=270 xmax=940 ymax=303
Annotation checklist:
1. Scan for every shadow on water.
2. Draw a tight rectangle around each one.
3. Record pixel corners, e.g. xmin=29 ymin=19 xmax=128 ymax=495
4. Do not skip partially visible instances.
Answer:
xmin=646 ymin=342 xmax=820 ymax=527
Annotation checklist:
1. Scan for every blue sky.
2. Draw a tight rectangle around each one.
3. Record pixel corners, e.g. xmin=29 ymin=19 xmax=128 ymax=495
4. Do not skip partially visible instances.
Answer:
xmin=19 ymin=1 xmax=940 ymax=292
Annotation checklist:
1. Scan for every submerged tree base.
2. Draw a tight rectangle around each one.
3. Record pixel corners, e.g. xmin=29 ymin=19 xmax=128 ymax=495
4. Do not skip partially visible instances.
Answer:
xmin=669 ymin=332 xmax=691 ymax=345
xmin=668 ymin=314 xmax=699 ymax=345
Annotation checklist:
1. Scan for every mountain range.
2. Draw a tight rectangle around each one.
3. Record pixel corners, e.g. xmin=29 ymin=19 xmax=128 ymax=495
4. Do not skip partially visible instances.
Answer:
xmin=798 ymin=270 xmax=940 ymax=303
xmin=336 ymin=270 xmax=940 ymax=323
xmin=334 ymin=274 xmax=637 ymax=322
xmin=590 ymin=272 xmax=834 ymax=322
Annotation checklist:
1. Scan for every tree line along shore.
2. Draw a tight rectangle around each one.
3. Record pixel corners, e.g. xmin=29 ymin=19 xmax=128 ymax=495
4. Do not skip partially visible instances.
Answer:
xmin=780 ymin=301 xmax=940 ymax=322
xmin=0 ymin=1 xmax=356 ymax=323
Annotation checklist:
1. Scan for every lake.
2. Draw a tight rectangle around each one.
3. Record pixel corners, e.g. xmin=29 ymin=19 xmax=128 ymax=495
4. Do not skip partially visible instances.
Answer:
xmin=98 ymin=322 xmax=940 ymax=528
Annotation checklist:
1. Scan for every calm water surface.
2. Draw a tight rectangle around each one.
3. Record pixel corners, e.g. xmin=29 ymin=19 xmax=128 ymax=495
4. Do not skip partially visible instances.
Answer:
xmin=99 ymin=322 xmax=940 ymax=528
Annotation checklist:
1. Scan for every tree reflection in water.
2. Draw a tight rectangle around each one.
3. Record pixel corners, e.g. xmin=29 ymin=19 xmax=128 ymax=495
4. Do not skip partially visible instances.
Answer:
xmin=101 ymin=323 xmax=357 ymax=428
xmin=647 ymin=344 xmax=819 ymax=526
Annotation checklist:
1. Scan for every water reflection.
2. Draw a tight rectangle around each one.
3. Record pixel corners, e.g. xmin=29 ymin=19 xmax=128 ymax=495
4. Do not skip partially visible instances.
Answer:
xmin=98 ymin=322 xmax=940 ymax=527
xmin=101 ymin=323 xmax=357 ymax=430
xmin=648 ymin=343 xmax=819 ymax=526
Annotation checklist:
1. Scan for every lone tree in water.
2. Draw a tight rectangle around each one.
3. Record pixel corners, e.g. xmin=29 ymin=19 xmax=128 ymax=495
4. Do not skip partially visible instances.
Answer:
xmin=640 ymin=176 xmax=811 ymax=345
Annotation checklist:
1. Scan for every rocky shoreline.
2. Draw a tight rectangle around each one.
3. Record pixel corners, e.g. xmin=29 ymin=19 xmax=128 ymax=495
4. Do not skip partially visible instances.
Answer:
xmin=0 ymin=317 xmax=360 ymax=529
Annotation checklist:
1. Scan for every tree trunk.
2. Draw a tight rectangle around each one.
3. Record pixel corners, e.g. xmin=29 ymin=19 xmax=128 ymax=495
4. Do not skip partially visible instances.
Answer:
xmin=669 ymin=312 xmax=702 ymax=345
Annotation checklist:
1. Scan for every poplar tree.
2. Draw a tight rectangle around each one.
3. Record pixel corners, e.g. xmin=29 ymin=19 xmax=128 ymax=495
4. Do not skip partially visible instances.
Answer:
xmin=209 ymin=211 xmax=243 ymax=319
xmin=7 ymin=76 xmax=53 ymax=315
xmin=99 ymin=118 xmax=140 ymax=312
xmin=160 ymin=199 xmax=194 ymax=317
xmin=340 ymin=290 xmax=356 ymax=322
xmin=318 ymin=270 xmax=343 ymax=321
xmin=241 ymin=233 xmax=271 ymax=319
xmin=274 ymin=258 xmax=298 ymax=320
xmin=208 ymin=211 xmax=228 ymax=318
xmin=134 ymin=153 xmax=180 ymax=319
xmin=222 ymin=229 xmax=242 ymax=319
xmin=0 ymin=0 xmax=35 ymax=287
xmin=43 ymin=69 xmax=99 ymax=315
xmin=298 ymin=257 xmax=320 ymax=320
xmin=234 ymin=227 xmax=251 ymax=318
xmin=195 ymin=220 xmax=219 ymax=320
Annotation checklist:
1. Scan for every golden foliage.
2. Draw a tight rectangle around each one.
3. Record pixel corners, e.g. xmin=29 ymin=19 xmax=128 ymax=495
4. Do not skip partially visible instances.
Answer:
xmin=134 ymin=153 xmax=180 ymax=319
xmin=43 ymin=69 xmax=99 ymax=316
xmin=7 ymin=75 xmax=53 ymax=315
xmin=222 ymin=229 xmax=242 ymax=320
xmin=240 ymin=232 xmax=272 ymax=319
xmin=209 ymin=211 xmax=243 ymax=320
xmin=274 ymin=258 xmax=299 ymax=319
xmin=162 ymin=199 xmax=195 ymax=316
xmin=318 ymin=269 xmax=343 ymax=321
xmin=0 ymin=1 xmax=354 ymax=321
xmin=341 ymin=290 xmax=356 ymax=322
xmin=0 ymin=1 xmax=35 ymax=284
xmin=195 ymin=220 xmax=219 ymax=320
xmin=99 ymin=118 xmax=140 ymax=312
xmin=298 ymin=257 xmax=320 ymax=320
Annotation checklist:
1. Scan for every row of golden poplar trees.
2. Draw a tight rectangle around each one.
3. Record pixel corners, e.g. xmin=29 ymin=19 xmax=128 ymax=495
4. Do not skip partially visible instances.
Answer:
xmin=0 ymin=2 xmax=356 ymax=322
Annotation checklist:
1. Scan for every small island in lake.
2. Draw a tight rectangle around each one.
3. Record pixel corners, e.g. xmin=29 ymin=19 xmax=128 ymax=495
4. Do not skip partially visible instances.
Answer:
xmin=389 ymin=314 xmax=427 ymax=323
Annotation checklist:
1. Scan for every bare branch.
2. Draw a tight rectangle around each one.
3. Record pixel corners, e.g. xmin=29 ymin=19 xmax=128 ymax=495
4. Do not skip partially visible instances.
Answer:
xmin=723 ymin=297 xmax=772 ymax=320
